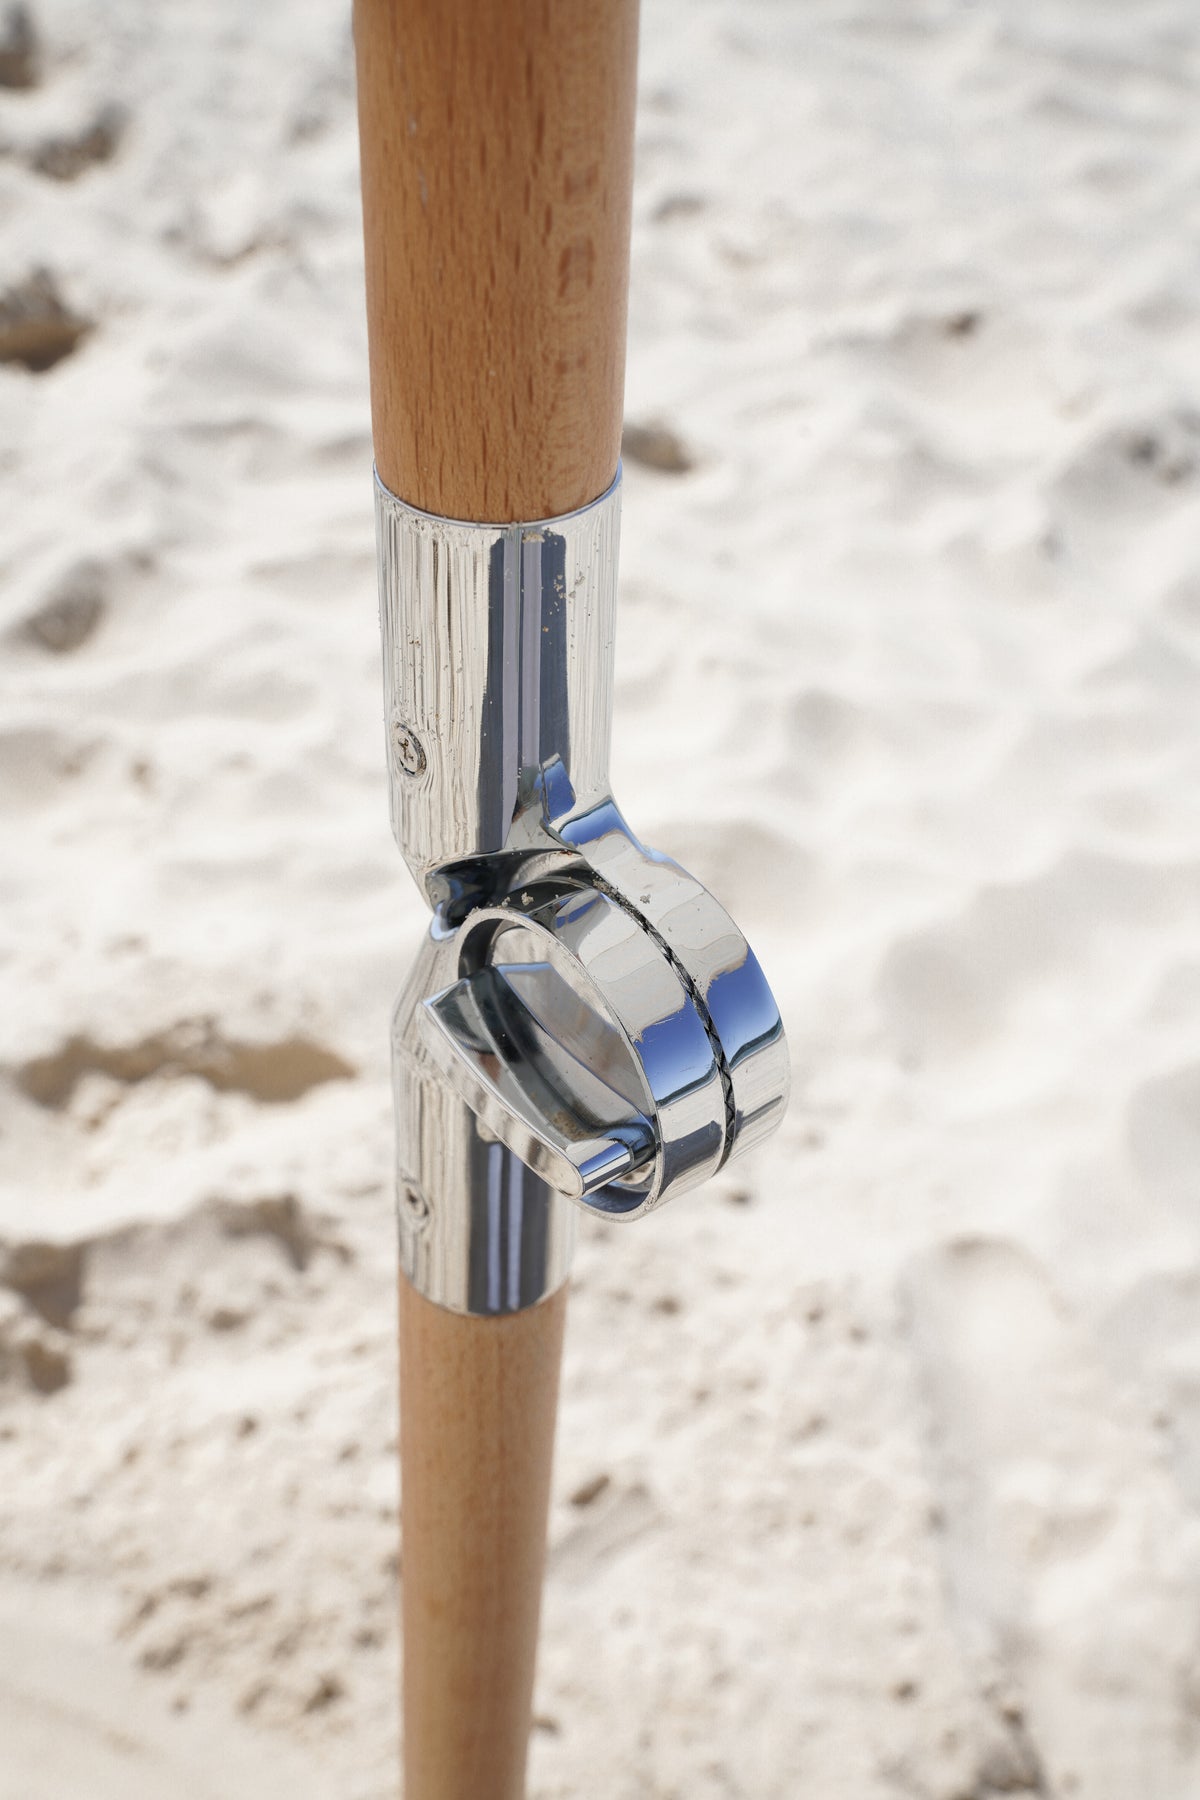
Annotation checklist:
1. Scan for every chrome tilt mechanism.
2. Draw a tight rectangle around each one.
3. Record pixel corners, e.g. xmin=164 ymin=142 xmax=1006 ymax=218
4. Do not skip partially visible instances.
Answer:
xmin=377 ymin=467 xmax=789 ymax=1315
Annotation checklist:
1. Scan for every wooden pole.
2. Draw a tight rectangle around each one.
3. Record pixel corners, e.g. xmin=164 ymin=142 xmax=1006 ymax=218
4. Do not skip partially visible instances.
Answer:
xmin=354 ymin=4 xmax=639 ymax=1795
xmin=397 ymin=1282 xmax=569 ymax=1797
xmin=355 ymin=0 xmax=638 ymax=524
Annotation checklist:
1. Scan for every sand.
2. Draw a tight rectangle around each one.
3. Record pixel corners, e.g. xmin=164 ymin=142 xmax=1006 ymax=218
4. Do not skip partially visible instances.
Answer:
xmin=3 ymin=1 xmax=1200 ymax=1795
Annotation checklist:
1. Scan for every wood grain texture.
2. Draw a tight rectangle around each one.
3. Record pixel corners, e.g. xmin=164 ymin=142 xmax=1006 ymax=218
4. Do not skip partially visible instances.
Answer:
xmin=399 ymin=1277 xmax=569 ymax=1800
xmin=354 ymin=0 xmax=639 ymax=521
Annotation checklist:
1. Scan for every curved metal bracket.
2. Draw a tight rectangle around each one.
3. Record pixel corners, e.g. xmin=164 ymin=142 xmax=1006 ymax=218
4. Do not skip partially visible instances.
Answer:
xmin=378 ymin=469 xmax=788 ymax=1313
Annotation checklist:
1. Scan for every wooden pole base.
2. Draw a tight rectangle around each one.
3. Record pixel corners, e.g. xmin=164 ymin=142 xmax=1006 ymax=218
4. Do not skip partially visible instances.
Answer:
xmin=399 ymin=1278 xmax=569 ymax=1800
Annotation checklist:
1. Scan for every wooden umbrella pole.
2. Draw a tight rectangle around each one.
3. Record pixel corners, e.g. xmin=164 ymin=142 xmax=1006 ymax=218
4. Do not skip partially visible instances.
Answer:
xmin=356 ymin=0 xmax=638 ymax=523
xmin=354 ymin=5 xmax=639 ymax=1797
xmin=396 ymin=1284 xmax=568 ymax=1798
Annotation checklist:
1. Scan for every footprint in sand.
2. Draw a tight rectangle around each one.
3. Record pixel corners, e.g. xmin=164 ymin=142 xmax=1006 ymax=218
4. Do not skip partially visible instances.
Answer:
xmin=905 ymin=1238 xmax=1200 ymax=1800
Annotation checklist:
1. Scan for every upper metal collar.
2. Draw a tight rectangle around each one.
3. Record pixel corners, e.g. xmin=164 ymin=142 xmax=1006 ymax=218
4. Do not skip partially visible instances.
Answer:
xmin=376 ymin=467 xmax=622 ymax=907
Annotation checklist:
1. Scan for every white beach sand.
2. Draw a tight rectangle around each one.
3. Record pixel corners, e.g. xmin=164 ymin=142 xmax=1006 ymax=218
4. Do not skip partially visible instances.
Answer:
xmin=3 ymin=1 xmax=1200 ymax=1795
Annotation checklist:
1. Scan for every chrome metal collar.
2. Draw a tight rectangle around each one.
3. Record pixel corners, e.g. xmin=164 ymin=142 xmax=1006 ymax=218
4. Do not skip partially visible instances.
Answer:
xmin=377 ymin=468 xmax=788 ymax=1314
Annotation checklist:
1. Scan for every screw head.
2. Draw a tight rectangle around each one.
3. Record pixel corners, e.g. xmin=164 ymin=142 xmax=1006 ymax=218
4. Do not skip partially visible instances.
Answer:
xmin=391 ymin=715 xmax=426 ymax=777
xmin=399 ymin=1183 xmax=431 ymax=1231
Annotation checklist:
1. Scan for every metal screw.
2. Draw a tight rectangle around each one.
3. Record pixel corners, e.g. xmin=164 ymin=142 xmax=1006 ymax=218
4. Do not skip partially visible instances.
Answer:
xmin=399 ymin=1183 xmax=432 ymax=1230
xmin=391 ymin=714 xmax=426 ymax=777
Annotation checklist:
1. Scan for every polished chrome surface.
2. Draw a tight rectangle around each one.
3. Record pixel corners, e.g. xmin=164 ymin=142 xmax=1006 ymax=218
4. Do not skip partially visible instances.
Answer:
xmin=377 ymin=469 xmax=621 ymax=907
xmin=392 ymin=934 xmax=577 ymax=1314
xmin=422 ymin=879 xmax=724 ymax=1217
xmin=377 ymin=468 xmax=788 ymax=1312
